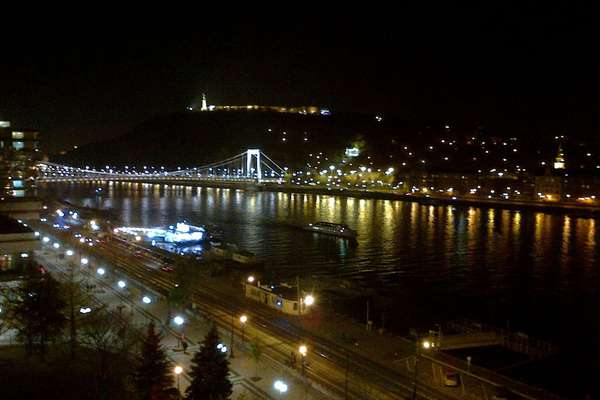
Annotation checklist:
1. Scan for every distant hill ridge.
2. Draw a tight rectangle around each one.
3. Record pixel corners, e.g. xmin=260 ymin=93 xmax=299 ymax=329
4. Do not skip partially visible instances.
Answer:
xmin=53 ymin=111 xmax=600 ymax=174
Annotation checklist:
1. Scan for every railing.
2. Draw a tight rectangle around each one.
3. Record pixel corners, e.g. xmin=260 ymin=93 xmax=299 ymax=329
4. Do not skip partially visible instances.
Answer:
xmin=446 ymin=319 xmax=559 ymax=359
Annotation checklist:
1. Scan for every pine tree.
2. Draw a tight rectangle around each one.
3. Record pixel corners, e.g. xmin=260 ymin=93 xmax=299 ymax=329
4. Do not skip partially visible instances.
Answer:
xmin=134 ymin=322 xmax=174 ymax=400
xmin=186 ymin=325 xmax=232 ymax=400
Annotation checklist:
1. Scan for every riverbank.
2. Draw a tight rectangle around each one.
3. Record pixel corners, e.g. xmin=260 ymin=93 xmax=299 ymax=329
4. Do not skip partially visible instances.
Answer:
xmin=260 ymin=183 xmax=600 ymax=216
xmin=40 ymin=179 xmax=600 ymax=216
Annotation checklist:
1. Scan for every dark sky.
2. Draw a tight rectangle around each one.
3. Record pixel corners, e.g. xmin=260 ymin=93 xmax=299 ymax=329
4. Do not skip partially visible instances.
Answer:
xmin=1 ymin=5 xmax=599 ymax=152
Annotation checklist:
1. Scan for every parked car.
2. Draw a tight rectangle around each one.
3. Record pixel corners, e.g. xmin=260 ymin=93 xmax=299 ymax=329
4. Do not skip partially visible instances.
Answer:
xmin=443 ymin=371 xmax=460 ymax=387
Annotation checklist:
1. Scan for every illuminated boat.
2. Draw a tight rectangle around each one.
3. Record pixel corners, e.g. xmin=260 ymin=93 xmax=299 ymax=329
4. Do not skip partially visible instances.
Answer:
xmin=118 ymin=221 xmax=206 ymax=244
xmin=304 ymin=222 xmax=357 ymax=239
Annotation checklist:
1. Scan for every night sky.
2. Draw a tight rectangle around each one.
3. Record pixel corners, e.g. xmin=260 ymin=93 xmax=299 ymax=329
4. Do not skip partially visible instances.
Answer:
xmin=1 ymin=5 xmax=598 ymax=152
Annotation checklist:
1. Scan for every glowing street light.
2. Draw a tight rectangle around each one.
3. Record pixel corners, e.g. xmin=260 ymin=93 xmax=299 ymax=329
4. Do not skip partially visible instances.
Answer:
xmin=42 ymin=236 xmax=50 ymax=243
xmin=79 ymin=307 xmax=92 ymax=314
xmin=173 ymin=315 xmax=184 ymax=326
xmin=247 ymin=275 xmax=255 ymax=283
xmin=217 ymin=343 xmax=228 ymax=353
xmin=96 ymin=268 xmax=106 ymax=276
xmin=142 ymin=296 xmax=152 ymax=304
xmin=304 ymin=295 xmax=315 ymax=306
xmin=299 ymin=344 xmax=308 ymax=357
xmin=174 ymin=365 xmax=183 ymax=392
xmin=66 ymin=250 xmax=74 ymax=256
xmin=240 ymin=314 xmax=248 ymax=343
xmin=53 ymin=243 xmax=60 ymax=249
xmin=422 ymin=340 xmax=431 ymax=350
xmin=274 ymin=380 xmax=288 ymax=394
xmin=117 ymin=280 xmax=126 ymax=288
xmin=81 ymin=257 xmax=89 ymax=265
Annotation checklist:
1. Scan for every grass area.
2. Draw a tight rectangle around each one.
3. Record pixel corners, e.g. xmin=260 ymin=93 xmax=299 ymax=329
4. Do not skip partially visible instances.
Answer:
xmin=0 ymin=345 xmax=133 ymax=400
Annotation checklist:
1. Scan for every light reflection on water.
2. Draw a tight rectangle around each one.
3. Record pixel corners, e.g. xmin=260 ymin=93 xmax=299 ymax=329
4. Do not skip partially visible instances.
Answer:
xmin=43 ymin=182 xmax=600 ymax=340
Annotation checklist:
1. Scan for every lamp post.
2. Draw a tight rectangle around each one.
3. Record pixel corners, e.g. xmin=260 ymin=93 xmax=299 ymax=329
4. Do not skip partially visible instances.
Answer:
xmin=240 ymin=315 xmax=248 ymax=344
xmin=174 ymin=365 xmax=183 ymax=393
xmin=230 ymin=312 xmax=235 ymax=358
xmin=299 ymin=344 xmax=307 ymax=375
xmin=344 ymin=350 xmax=350 ymax=400
xmin=412 ymin=336 xmax=430 ymax=400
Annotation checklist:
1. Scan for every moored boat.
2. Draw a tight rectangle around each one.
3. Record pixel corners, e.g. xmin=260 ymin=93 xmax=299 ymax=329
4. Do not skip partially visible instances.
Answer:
xmin=304 ymin=221 xmax=357 ymax=239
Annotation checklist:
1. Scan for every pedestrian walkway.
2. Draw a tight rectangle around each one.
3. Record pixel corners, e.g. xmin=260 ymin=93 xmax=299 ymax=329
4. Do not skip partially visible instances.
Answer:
xmin=36 ymin=250 xmax=328 ymax=400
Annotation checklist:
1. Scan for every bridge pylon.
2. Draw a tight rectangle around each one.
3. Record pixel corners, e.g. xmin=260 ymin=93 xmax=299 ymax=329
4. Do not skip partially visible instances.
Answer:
xmin=246 ymin=149 xmax=262 ymax=182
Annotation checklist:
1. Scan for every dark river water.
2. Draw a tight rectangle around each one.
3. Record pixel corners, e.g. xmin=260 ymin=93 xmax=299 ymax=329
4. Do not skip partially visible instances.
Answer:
xmin=42 ymin=181 xmax=600 ymax=396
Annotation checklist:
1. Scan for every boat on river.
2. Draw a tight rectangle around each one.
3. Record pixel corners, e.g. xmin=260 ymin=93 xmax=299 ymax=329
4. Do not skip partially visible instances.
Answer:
xmin=304 ymin=222 xmax=357 ymax=240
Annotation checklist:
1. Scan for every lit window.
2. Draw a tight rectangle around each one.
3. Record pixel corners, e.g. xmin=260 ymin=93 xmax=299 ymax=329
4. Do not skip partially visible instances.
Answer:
xmin=12 ymin=131 xmax=24 ymax=139
xmin=12 ymin=141 xmax=24 ymax=150
xmin=12 ymin=180 xmax=23 ymax=188
xmin=12 ymin=190 xmax=25 ymax=197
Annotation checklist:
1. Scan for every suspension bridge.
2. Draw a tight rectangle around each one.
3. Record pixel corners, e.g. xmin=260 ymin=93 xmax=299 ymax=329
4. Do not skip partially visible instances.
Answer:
xmin=38 ymin=149 xmax=287 ymax=184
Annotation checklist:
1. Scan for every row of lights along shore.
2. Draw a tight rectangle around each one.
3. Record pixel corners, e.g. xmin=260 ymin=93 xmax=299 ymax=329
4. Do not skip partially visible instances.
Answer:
xmin=39 ymin=226 xmax=296 ymax=397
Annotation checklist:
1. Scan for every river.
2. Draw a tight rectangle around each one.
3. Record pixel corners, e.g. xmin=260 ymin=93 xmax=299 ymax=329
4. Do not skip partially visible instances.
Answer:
xmin=41 ymin=181 xmax=600 ymax=396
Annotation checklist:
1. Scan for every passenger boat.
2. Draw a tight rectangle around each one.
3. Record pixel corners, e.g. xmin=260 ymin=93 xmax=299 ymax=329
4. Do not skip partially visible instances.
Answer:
xmin=304 ymin=222 xmax=357 ymax=240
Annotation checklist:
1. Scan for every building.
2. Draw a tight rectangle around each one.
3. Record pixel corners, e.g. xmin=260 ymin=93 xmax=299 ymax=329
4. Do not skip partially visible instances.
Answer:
xmin=189 ymin=94 xmax=326 ymax=115
xmin=0 ymin=214 xmax=40 ymax=278
xmin=0 ymin=123 xmax=43 ymax=218
xmin=534 ymin=170 xmax=564 ymax=201
xmin=0 ymin=125 xmax=41 ymax=198
xmin=243 ymin=281 xmax=315 ymax=315
xmin=553 ymin=145 xmax=566 ymax=170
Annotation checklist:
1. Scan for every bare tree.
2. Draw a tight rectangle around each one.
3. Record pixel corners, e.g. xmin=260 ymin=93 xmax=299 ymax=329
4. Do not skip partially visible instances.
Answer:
xmin=62 ymin=259 xmax=92 ymax=360
xmin=80 ymin=308 xmax=138 ymax=398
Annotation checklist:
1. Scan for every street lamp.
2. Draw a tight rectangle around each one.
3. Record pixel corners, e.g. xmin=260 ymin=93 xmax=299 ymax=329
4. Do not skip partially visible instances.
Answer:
xmin=174 ymin=315 xmax=184 ymax=326
xmin=304 ymin=295 xmax=315 ymax=306
xmin=53 ymin=243 xmax=60 ymax=249
xmin=299 ymin=344 xmax=308 ymax=379
xmin=240 ymin=314 xmax=248 ymax=343
xmin=66 ymin=249 xmax=74 ymax=256
xmin=274 ymin=380 xmax=288 ymax=396
xmin=96 ymin=268 xmax=105 ymax=276
xmin=247 ymin=275 xmax=255 ymax=283
xmin=117 ymin=280 xmax=126 ymax=288
xmin=174 ymin=365 xmax=183 ymax=392
xmin=81 ymin=258 xmax=89 ymax=265
xmin=142 ymin=296 xmax=152 ymax=304
xmin=42 ymin=236 xmax=50 ymax=243
xmin=217 ymin=343 xmax=228 ymax=353
xmin=299 ymin=344 xmax=307 ymax=357
xmin=230 ymin=312 xmax=235 ymax=358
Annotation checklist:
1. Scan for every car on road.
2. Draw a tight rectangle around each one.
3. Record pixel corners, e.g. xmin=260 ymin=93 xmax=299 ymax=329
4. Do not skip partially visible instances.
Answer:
xmin=134 ymin=250 xmax=144 ymax=257
xmin=443 ymin=370 xmax=460 ymax=387
xmin=160 ymin=266 xmax=174 ymax=273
